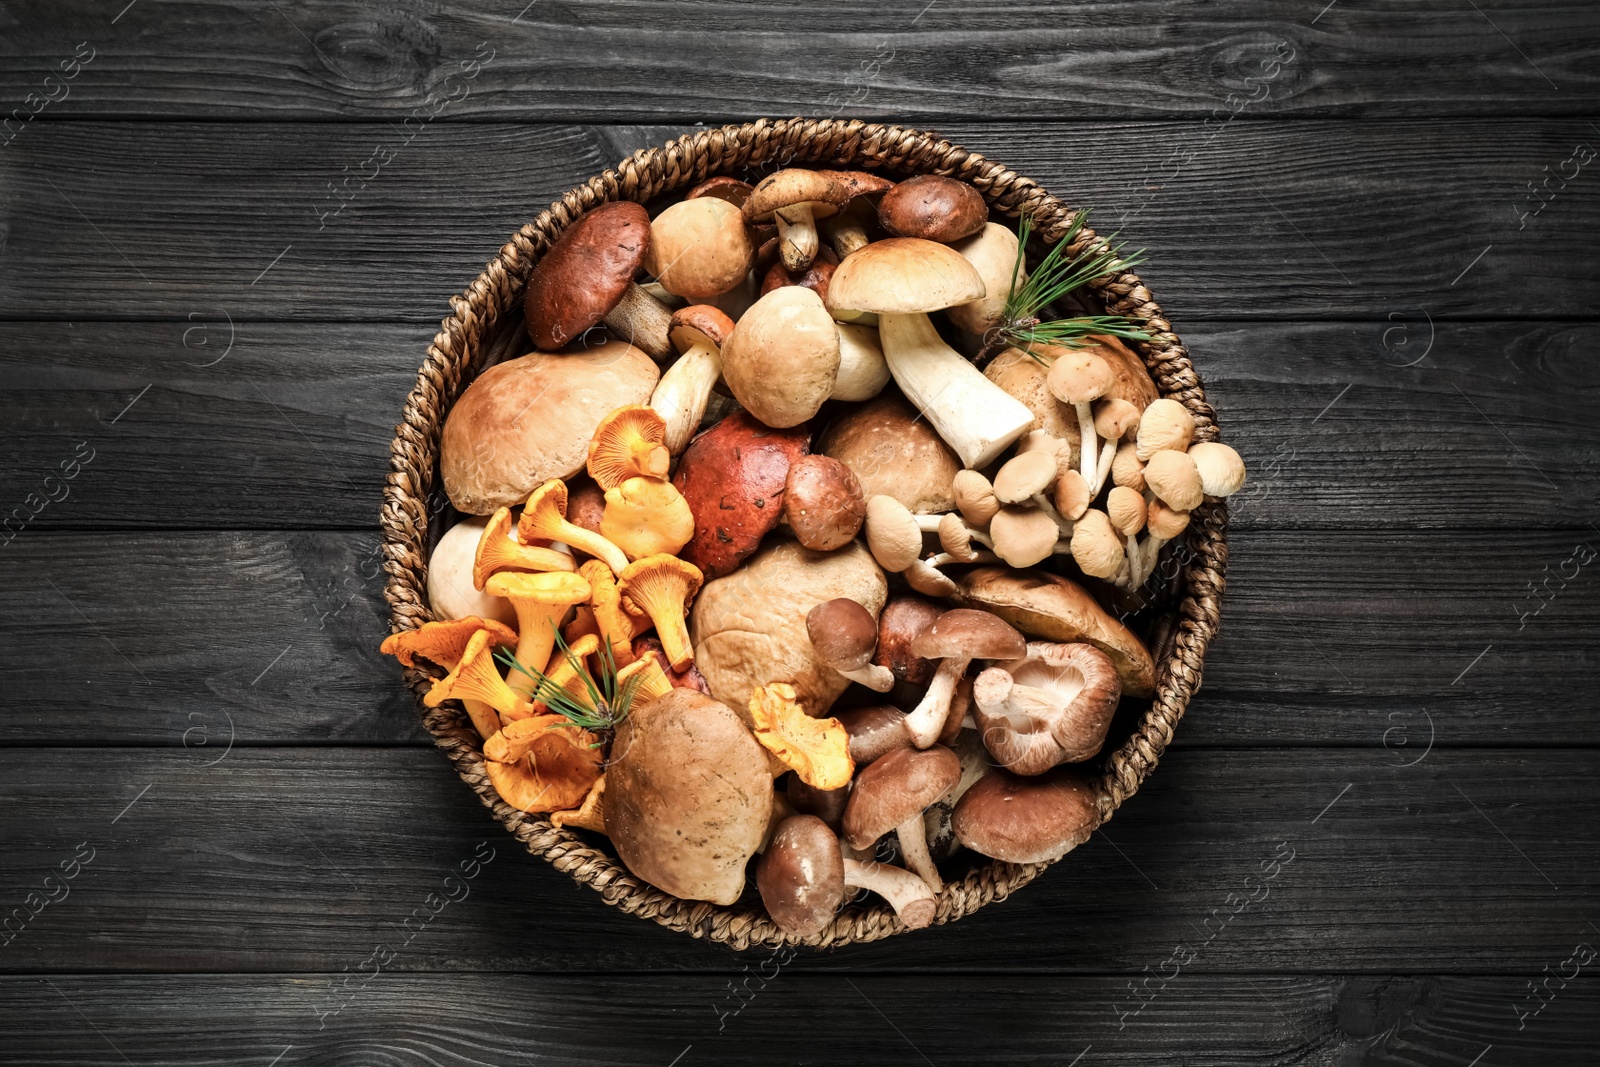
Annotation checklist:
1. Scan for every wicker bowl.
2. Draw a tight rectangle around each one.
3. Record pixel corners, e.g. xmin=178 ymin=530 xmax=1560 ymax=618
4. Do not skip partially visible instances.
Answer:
xmin=380 ymin=118 xmax=1229 ymax=950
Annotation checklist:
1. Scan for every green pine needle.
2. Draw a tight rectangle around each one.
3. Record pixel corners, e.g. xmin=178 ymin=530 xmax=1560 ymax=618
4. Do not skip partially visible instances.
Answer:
xmin=991 ymin=210 xmax=1152 ymax=360
xmin=495 ymin=626 xmax=642 ymax=746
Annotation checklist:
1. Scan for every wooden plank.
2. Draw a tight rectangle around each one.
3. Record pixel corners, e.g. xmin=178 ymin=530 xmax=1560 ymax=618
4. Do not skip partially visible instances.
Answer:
xmin=1 ymin=528 xmax=1594 ymax=744
xmin=1 ymin=1 xmax=1595 ymax=120
xmin=0 ymin=747 xmax=1594 ymax=973
xmin=3 ymin=974 xmax=1594 ymax=1066
xmin=1 ymin=319 xmax=1594 ymax=531
xmin=0 ymin=120 xmax=1596 ymax=322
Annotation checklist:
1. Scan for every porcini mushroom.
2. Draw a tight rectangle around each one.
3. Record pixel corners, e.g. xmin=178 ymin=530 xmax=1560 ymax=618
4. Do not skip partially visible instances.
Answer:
xmin=757 ymin=815 xmax=847 ymax=936
xmin=671 ymin=411 xmax=810 ymax=580
xmin=523 ymin=201 xmax=673 ymax=361
xmin=761 ymin=244 xmax=837 ymax=301
xmin=650 ymin=304 xmax=736 ymax=455
xmin=1188 ymin=441 xmax=1247 ymax=498
xmin=902 ymin=609 xmax=1027 ymax=749
xmin=877 ymin=175 xmax=987 ymax=244
xmin=783 ymin=455 xmax=866 ymax=552
xmin=972 ymin=641 xmax=1122 ymax=775
xmin=426 ymin=517 xmax=518 ymax=628
xmin=819 ymin=393 xmax=961 ymax=514
xmin=587 ymin=405 xmax=671 ymax=490
xmin=484 ymin=570 xmax=592 ymax=693
xmin=749 ymin=683 xmax=855 ymax=790
xmin=472 ymin=507 xmax=575 ymax=590
xmin=600 ymin=476 xmax=695 ymax=561
xmin=831 ymin=322 xmax=891 ymax=402
xmin=1046 ymin=351 xmax=1115 ymax=489
xmin=1135 ymin=398 xmax=1196 ymax=461
xmin=828 ymin=238 xmax=1035 ymax=467
xmin=518 ymin=480 xmax=630 ymax=576
xmin=380 ymin=617 xmax=518 ymax=740
xmin=947 ymin=222 xmax=1024 ymax=336
xmin=953 ymin=767 xmax=1099 ymax=863
xmin=643 ymin=196 xmax=754 ymax=300
xmin=842 ymin=744 xmax=961 ymax=894
xmin=720 ymin=285 xmax=841 ymax=428
xmin=617 ymin=554 xmax=703 ymax=671
xmin=807 ymin=597 xmax=894 ymax=692
xmin=1143 ymin=449 xmax=1204 ymax=512
xmin=744 ymin=169 xmax=893 ymax=272
xmin=1068 ymin=508 xmax=1125 ymax=581
xmin=422 ymin=628 xmax=532 ymax=724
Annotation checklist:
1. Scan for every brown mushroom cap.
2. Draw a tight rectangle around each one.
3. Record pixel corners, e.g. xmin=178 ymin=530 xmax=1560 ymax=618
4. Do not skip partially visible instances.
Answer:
xmin=743 ymin=169 xmax=892 ymax=223
xmin=756 ymin=814 xmax=848 ymax=935
xmin=643 ymin=197 xmax=755 ymax=300
xmin=1070 ymin=509 xmax=1125 ymax=580
xmin=836 ymin=705 xmax=913 ymax=764
xmin=989 ymin=505 xmax=1061 ymax=569
xmin=1047 ymin=352 xmax=1115 ymax=405
xmin=440 ymin=343 xmax=660 ymax=514
xmin=671 ymin=411 xmax=810 ymax=580
xmin=686 ymin=176 xmax=755 ymax=209
xmin=1054 ymin=469 xmax=1092 ymax=521
xmin=720 ymin=285 xmax=841 ymax=428
xmin=1106 ymin=485 xmax=1147 ymax=536
xmin=910 ymin=608 xmax=1027 ymax=663
xmin=668 ymin=303 xmax=736 ymax=352
xmin=873 ymin=595 xmax=945 ymax=687
xmin=1094 ymin=398 xmax=1142 ymax=441
xmin=1143 ymin=449 xmax=1205 ymax=512
xmin=761 ymin=244 xmax=838 ymax=301
xmin=952 ymin=767 xmax=1098 ymax=863
xmin=818 ymin=393 xmax=961 ymax=514
xmin=524 ymin=201 xmax=651 ymax=352
xmin=842 ymin=744 xmax=961 ymax=850
xmin=827 ymin=237 xmax=988 ymax=315
xmin=785 ymin=778 xmax=852 ymax=830
xmin=806 ymin=597 xmax=879 ymax=673
xmin=992 ymin=450 xmax=1058 ymax=505
xmin=877 ymin=175 xmax=988 ymax=244
xmin=784 ymin=455 xmax=866 ymax=551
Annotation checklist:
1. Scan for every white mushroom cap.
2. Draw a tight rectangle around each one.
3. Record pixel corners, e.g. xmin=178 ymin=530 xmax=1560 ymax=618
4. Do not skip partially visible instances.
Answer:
xmin=827 ymin=238 xmax=987 ymax=315
xmin=1069 ymin=509 xmax=1124 ymax=579
xmin=989 ymin=506 xmax=1060 ymax=568
xmin=1188 ymin=441 xmax=1247 ymax=498
xmin=1135 ymin=398 xmax=1196 ymax=461
xmin=1046 ymin=352 xmax=1114 ymax=405
xmin=1143 ymin=449 xmax=1205 ymax=512
xmin=1106 ymin=485 xmax=1147 ymax=536
xmin=865 ymin=494 xmax=923 ymax=573
xmin=992 ymin=450 xmax=1057 ymax=505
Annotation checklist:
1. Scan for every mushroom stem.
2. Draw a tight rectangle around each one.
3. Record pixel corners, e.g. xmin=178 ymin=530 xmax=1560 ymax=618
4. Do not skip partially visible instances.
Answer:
xmin=823 ymin=203 xmax=872 ymax=259
xmin=1029 ymin=492 xmax=1075 ymax=536
xmin=896 ymin=813 xmax=944 ymax=894
xmin=877 ymin=312 xmax=1035 ymax=469
xmin=775 ymin=202 xmax=821 ymax=271
xmin=1090 ymin=434 xmax=1119 ymax=497
xmin=841 ymin=853 xmax=937 ymax=929
xmin=914 ymin=515 xmax=945 ymax=534
xmin=603 ymin=283 xmax=675 ymax=362
xmin=1074 ymin=402 xmax=1099 ymax=491
xmin=927 ymin=549 xmax=998 ymax=568
xmin=903 ymin=656 xmax=968 ymax=749
xmin=839 ymin=663 xmax=896 ymax=692
xmin=650 ymin=338 xmax=722 ymax=455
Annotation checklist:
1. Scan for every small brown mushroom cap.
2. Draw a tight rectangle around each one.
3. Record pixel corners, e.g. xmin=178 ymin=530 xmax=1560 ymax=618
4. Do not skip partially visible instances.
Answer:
xmin=836 ymin=705 xmax=913 ymax=764
xmin=910 ymin=608 xmax=1027 ymax=663
xmin=989 ymin=505 xmax=1061 ymax=569
xmin=953 ymin=767 xmax=1099 ymax=863
xmin=721 ymin=285 xmax=841 ymax=428
xmin=524 ymin=201 xmax=651 ymax=352
xmin=952 ymin=469 xmax=1001 ymax=526
xmin=1110 ymin=441 xmax=1146 ymax=492
xmin=686 ymin=176 xmax=755 ymax=209
xmin=973 ymin=641 xmax=1122 ymax=774
xmin=1070 ymin=509 xmax=1125 ymax=580
xmin=1146 ymin=499 xmax=1192 ymax=540
xmin=786 ymin=777 xmax=852 ymax=830
xmin=1135 ymin=398 xmax=1197 ymax=461
xmin=820 ymin=393 xmax=962 ymax=514
xmin=1188 ymin=441 xmax=1247 ymax=498
xmin=1106 ymin=485 xmax=1147 ymax=536
xmin=877 ymin=175 xmax=988 ymax=244
xmin=761 ymin=819 xmax=851 ymax=934
xmin=842 ymin=744 xmax=961 ymax=850
xmin=743 ymin=168 xmax=889 ymax=223
xmin=806 ymin=597 xmax=879 ymax=673
xmin=864 ymin=494 xmax=923 ymax=573
xmin=1047 ymin=352 xmax=1115 ymax=405
xmin=992 ymin=450 xmax=1058 ymax=505
xmin=873 ymin=596 xmax=945 ymax=687
xmin=784 ymin=455 xmax=866 ymax=551
xmin=668 ymin=303 xmax=736 ymax=352
xmin=1093 ymin=398 xmax=1142 ymax=441
xmin=761 ymin=245 xmax=838 ymax=302
xmin=1143 ymin=449 xmax=1205 ymax=512
xmin=1054 ymin=469 xmax=1092 ymax=521
xmin=827 ymin=238 xmax=987 ymax=316
xmin=643 ymin=197 xmax=755 ymax=300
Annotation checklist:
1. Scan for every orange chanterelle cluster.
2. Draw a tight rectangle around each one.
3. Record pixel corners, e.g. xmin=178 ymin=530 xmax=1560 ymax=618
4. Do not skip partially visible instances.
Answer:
xmin=383 ymin=167 xmax=1249 ymax=933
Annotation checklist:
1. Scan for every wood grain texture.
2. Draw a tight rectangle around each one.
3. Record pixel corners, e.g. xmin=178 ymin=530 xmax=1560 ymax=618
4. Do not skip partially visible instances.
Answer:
xmin=0 ymin=1 xmax=1595 ymax=120
xmin=1 ymin=319 xmax=1594 ymax=531
xmin=0 ymin=747 xmax=1594 ymax=973
xmin=0 ymin=527 xmax=1594 ymax=745
xmin=1 ymin=121 xmax=1597 ymax=322
xmin=2 ymin=974 xmax=1596 ymax=1066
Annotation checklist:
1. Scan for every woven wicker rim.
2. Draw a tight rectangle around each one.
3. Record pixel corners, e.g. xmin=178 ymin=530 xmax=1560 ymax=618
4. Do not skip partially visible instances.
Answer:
xmin=380 ymin=119 xmax=1229 ymax=950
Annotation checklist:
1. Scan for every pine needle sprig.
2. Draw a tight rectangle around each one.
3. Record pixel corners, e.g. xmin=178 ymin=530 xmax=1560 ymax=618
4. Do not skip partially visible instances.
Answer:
xmin=496 ymin=628 xmax=642 ymax=746
xmin=981 ymin=210 xmax=1153 ymax=362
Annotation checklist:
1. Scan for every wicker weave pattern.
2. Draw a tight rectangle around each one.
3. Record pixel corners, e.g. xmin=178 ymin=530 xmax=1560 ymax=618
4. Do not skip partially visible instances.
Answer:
xmin=380 ymin=119 xmax=1229 ymax=949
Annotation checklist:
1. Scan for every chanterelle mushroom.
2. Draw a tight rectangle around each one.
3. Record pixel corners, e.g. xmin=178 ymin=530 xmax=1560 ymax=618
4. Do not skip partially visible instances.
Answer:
xmin=720 ymin=285 xmax=841 ymax=429
xmin=902 ymin=609 xmax=1027 ymax=749
xmin=381 ymin=617 xmax=518 ymax=741
xmin=519 ymin=480 xmax=630 ymax=577
xmin=972 ymin=641 xmax=1122 ymax=775
xmin=484 ymin=570 xmax=592 ymax=693
xmin=807 ymin=597 xmax=895 ymax=693
xmin=472 ymin=507 xmax=575 ymax=590
xmin=749 ymin=682 xmax=855 ymax=790
xmin=422 ymin=628 xmax=531 ymax=724
xmin=828 ymin=238 xmax=1034 ymax=468
xmin=600 ymin=476 xmax=695 ymax=561
xmin=842 ymin=744 xmax=961 ymax=894
xmin=643 ymin=196 xmax=755 ymax=300
xmin=618 ymin=554 xmax=703 ymax=672
xmin=587 ymin=405 xmax=671 ymax=490
xmin=524 ymin=201 xmax=673 ymax=361
xmin=651 ymin=305 xmax=736 ymax=456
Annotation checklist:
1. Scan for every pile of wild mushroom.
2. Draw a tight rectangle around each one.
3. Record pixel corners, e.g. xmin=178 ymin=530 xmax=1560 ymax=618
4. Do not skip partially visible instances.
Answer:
xmin=383 ymin=167 xmax=1247 ymax=934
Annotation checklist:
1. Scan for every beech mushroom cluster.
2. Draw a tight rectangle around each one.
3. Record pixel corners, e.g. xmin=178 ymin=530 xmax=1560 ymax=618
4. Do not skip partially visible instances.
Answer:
xmin=387 ymin=164 xmax=1246 ymax=934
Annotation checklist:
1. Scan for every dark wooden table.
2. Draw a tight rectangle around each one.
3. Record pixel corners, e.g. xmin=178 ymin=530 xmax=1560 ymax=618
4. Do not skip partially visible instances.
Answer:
xmin=3 ymin=2 xmax=1598 ymax=1063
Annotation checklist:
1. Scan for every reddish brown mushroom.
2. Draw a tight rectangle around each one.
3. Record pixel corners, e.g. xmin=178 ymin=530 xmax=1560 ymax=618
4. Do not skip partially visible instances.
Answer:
xmin=761 ymin=244 xmax=838 ymax=302
xmin=952 ymin=767 xmax=1099 ymax=863
xmin=783 ymin=455 xmax=866 ymax=552
xmin=877 ymin=175 xmax=988 ymax=244
xmin=670 ymin=410 xmax=810 ymax=580
xmin=972 ymin=641 xmax=1122 ymax=776
xmin=872 ymin=595 xmax=945 ymax=688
